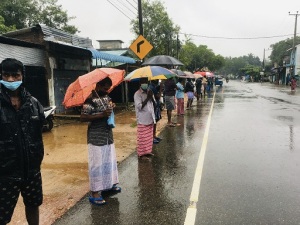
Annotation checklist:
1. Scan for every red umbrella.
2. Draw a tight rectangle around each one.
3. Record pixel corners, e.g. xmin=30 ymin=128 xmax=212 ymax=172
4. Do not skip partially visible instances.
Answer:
xmin=194 ymin=71 xmax=214 ymax=77
xmin=63 ymin=68 xmax=125 ymax=108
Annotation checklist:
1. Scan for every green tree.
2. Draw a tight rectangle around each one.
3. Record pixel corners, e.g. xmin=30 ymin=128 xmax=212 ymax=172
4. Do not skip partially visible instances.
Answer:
xmin=131 ymin=0 xmax=180 ymax=57
xmin=269 ymin=36 xmax=300 ymax=66
xmin=220 ymin=54 xmax=261 ymax=77
xmin=0 ymin=0 xmax=78 ymax=34
xmin=240 ymin=64 xmax=261 ymax=81
xmin=179 ymin=40 xmax=225 ymax=72
xmin=0 ymin=16 xmax=16 ymax=34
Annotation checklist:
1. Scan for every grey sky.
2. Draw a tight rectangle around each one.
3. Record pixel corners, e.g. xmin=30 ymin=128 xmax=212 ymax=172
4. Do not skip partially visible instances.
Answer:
xmin=57 ymin=0 xmax=300 ymax=60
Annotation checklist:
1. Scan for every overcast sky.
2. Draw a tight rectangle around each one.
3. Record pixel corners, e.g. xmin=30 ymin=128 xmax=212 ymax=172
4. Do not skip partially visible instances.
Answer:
xmin=57 ymin=0 xmax=300 ymax=60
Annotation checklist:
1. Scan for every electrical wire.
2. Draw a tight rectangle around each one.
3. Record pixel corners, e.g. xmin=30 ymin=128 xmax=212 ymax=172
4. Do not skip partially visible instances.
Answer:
xmin=126 ymin=0 xmax=138 ymax=11
xmin=115 ymin=0 xmax=137 ymax=16
xmin=106 ymin=0 xmax=135 ymax=20
xmin=179 ymin=32 xmax=298 ymax=40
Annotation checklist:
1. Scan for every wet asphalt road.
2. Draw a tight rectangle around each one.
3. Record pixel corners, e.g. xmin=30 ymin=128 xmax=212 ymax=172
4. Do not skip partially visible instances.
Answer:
xmin=54 ymin=81 xmax=300 ymax=225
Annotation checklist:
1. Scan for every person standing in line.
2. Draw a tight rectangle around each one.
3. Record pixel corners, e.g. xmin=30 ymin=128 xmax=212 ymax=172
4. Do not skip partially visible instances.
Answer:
xmin=0 ymin=58 xmax=45 ymax=225
xmin=202 ymin=75 xmax=208 ymax=97
xmin=176 ymin=78 xmax=185 ymax=116
xmin=80 ymin=77 xmax=121 ymax=206
xmin=195 ymin=77 xmax=203 ymax=100
xmin=134 ymin=78 xmax=156 ymax=158
xmin=185 ymin=78 xmax=195 ymax=109
xmin=149 ymin=80 xmax=162 ymax=144
xmin=290 ymin=76 xmax=297 ymax=91
xmin=164 ymin=77 xmax=177 ymax=127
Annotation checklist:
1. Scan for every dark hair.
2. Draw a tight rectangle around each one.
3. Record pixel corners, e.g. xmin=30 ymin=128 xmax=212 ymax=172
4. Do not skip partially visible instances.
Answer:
xmin=139 ymin=78 xmax=148 ymax=84
xmin=97 ymin=77 xmax=112 ymax=86
xmin=178 ymin=78 xmax=183 ymax=83
xmin=0 ymin=58 xmax=25 ymax=80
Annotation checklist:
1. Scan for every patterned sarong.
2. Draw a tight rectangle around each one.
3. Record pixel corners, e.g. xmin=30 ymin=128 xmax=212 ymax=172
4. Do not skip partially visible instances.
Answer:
xmin=165 ymin=96 xmax=175 ymax=110
xmin=137 ymin=124 xmax=153 ymax=156
xmin=88 ymin=143 xmax=119 ymax=191
xmin=177 ymin=98 xmax=184 ymax=115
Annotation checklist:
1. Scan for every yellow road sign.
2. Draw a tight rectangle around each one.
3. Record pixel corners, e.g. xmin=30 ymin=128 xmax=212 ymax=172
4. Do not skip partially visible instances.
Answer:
xmin=129 ymin=35 xmax=153 ymax=60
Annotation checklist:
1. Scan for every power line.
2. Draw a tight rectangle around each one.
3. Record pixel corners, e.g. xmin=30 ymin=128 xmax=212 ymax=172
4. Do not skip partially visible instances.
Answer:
xmin=115 ymin=0 xmax=137 ymax=16
xmin=179 ymin=32 xmax=298 ymax=40
xmin=126 ymin=0 xmax=138 ymax=11
xmin=106 ymin=0 xmax=134 ymax=20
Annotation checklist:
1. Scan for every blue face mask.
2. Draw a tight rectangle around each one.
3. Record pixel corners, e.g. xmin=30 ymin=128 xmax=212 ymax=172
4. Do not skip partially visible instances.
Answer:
xmin=0 ymin=80 xmax=22 ymax=91
xmin=141 ymin=83 xmax=148 ymax=91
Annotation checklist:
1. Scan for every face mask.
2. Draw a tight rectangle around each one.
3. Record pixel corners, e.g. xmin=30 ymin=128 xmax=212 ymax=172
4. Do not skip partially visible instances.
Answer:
xmin=141 ymin=84 xmax=148 ymax=91
xmin=0 ymin=80 xmax=22 ymax=91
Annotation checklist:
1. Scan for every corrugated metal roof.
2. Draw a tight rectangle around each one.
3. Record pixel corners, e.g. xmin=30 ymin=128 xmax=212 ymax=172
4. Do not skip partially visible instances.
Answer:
xmin=0 ymin=43 xmax=46 ymax=67
xmin=88 ymin=48 xmax=135 ymax=64
xmin=102 ymin=50 xmax=128 ymax=56
xmin=39 ymin=25 xmax=93 ymax=48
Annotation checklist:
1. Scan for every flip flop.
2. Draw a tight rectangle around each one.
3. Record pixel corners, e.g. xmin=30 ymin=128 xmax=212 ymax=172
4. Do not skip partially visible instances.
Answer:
xmin=103 ymin=184 xmax=122 ymax=193
xmin=153 ymin=139 xmax=160 ymax=144
xmin=167 ymin=123 xmax=176 ymax=127
xmin=89 ymin=196 xmax=106 ymax=205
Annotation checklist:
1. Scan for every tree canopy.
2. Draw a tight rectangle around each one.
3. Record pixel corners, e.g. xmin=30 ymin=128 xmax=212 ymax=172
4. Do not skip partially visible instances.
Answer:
xmin=269 ymin=36 xmax=300 ymax=66
xmin=131 ymin=0 xmax=180 ymax=57
xmin=0 ymin=0 xmax=78 ymax=34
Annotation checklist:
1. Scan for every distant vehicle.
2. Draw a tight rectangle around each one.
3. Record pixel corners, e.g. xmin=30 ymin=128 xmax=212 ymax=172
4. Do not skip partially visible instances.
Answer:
xmin=215 ymin=77 xmax=223 ymax=86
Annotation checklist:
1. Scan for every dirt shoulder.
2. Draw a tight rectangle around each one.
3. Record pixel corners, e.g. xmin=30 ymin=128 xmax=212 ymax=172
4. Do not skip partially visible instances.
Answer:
xmin=9 ymin=108 xmax=168 ymax=225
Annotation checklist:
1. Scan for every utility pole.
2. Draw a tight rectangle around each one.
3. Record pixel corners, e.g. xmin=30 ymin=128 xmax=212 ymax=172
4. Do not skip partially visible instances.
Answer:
xmin=138 ymin=0 xmax=143 ymax=36
xmin=289 ymin=11 xmax=299 ymax=76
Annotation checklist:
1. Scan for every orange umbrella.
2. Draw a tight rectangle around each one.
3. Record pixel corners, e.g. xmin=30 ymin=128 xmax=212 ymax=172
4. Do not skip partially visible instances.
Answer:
xmin=63 ymin=68 xmax=125 ymax=108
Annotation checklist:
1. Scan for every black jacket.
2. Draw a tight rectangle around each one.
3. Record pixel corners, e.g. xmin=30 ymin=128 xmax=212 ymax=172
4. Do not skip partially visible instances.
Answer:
xmin=185 ymin=81 xmax=195 ymax=92
xmin=0 ymin=85 xmax=45 ymax=181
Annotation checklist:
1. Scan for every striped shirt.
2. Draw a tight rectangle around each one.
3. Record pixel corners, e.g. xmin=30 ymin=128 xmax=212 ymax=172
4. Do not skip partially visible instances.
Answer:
xmin=82 ymin=96 xmax=113 ymax=146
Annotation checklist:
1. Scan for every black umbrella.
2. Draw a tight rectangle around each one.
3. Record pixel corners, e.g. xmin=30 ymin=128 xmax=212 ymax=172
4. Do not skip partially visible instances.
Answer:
xmin=142 ymin=55 xmax=184 ymax=66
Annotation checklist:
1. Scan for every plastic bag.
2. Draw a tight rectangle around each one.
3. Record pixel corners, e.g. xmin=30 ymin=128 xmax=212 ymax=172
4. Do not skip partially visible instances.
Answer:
xmin=107 ymin=111 xmax=115 ymax=128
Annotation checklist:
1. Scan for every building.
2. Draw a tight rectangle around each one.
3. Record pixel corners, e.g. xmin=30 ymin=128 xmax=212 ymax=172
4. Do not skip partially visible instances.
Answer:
xmin=2 ymin=24 xmax=137 ymax=112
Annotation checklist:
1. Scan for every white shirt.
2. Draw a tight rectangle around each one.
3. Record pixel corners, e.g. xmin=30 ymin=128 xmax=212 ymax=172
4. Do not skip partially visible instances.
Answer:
xmin=134 ymin=88 xmax=156 ymax=125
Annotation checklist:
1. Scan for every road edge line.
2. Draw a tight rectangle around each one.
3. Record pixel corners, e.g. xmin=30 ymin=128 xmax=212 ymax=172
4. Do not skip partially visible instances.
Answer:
xmin=184 ymin=91 xmax=216 ymax=225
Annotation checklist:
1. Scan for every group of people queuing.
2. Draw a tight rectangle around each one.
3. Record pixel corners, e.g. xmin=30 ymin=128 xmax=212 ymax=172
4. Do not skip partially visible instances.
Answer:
xmin=133 ymin=74 xmax=216 ymax=160
xmin=0 ymin=58 xmax=217 ymax=224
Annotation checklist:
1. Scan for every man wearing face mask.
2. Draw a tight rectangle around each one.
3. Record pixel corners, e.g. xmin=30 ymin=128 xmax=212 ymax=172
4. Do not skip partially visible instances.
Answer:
xmin=134 ymin=78 xmax=156 ymax=158
xmin=0 ymin=58 xmax=45 ymax=225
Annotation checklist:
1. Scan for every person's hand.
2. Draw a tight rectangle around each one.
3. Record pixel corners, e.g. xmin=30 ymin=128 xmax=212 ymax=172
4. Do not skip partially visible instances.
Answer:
xmin=147 ymin=89 xmax=153 ymax=99
xmin=104 ymin=107 xmax=113 ymax=117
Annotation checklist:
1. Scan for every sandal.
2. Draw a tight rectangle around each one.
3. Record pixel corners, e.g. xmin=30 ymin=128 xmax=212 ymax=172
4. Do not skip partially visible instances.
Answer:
xmin=89 ymin=196 xmax=106 ymax=205
xmin=103 ymin=184 xmax=122 ymax=193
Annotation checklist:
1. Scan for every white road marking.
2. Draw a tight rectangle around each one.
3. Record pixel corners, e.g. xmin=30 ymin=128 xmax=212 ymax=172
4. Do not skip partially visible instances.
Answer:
xmin=184 ymin=91 xmax=216 ymax=225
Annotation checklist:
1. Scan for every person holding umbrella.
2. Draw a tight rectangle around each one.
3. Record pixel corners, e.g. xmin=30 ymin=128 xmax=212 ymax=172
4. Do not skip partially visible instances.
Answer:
xmin=80 ymin=77 xmax=121 ymax=206
xmin=134 ymin=78 xmax=156 ymax=158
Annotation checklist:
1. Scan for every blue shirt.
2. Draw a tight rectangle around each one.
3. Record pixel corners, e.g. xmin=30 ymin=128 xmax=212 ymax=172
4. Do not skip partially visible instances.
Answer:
xmin=176 ymin=82 xmax=184 ymax=99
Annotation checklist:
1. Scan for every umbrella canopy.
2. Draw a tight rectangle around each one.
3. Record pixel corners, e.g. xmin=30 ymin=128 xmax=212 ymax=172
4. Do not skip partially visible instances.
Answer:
xmin=183 ymin=71 xmax=195 ymax=79
xmin=172 ymin=69 xmax=195 ymax=79
xmin=63 ymin=68 xmax=125 ymax=108
xmin=194 ymin=71 xmax=214 ymax=78
xmin=142 ymin=55 xmax=184 ymax=66
xmin=124 ymin=66 xmax=175 ymax=81
xmin=171 ymin=69 xmax=185 ymax=76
